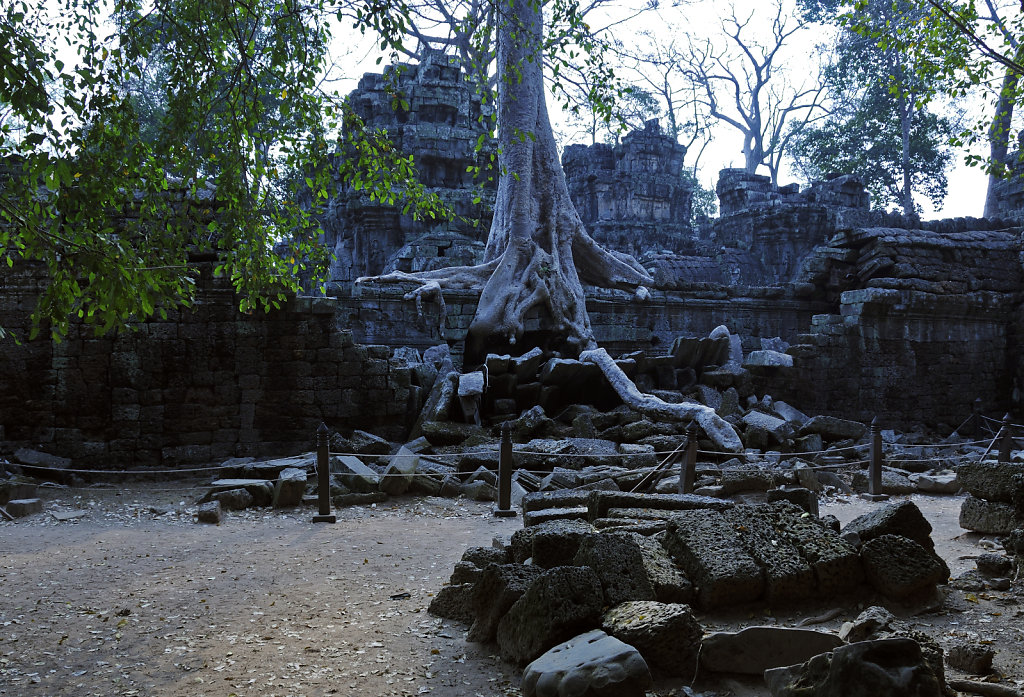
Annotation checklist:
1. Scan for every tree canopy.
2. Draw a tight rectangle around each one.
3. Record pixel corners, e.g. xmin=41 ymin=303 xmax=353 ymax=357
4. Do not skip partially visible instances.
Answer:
xmin=0 ymin=0 xmax=446 ymax=340
xmin=5 ymin=0 xmax=1023 ymax=348
xmin=789 ymin=0 xmax=956 ymax=213
xmin=835 ymin=0 xmax=1023 ymax=213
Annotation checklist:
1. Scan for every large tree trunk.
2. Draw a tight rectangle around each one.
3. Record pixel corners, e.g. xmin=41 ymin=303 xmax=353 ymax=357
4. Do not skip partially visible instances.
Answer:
xmin=464 ymin=0 xmax=652 ymax=360
xmin=898 ymin=92 xmax=914 ymax=216
xmin=361 ymin=0 xmax=742 ymax=452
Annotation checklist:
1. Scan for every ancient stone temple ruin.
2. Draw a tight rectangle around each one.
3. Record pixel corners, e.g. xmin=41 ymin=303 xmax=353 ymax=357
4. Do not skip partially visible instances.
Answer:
xmin=3 ymin=55 xmax=1024 ymax=467
xmin=562 ymin=119 xmax=694 ymax=259
xmin=321 ymin=49 xmax=496 ymax=290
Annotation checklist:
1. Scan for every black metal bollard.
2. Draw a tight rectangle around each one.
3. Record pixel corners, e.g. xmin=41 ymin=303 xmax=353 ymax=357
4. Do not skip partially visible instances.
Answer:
xmin=862 ymin=416 xmax=888 ymax=501
xmin=679 ymin=422 xmax=698 ymax=494
xmin=494 ymin=423 xmax=517 ymax=517
xmin=999 ymin=413 xmax=1013 ymax=463
xmin=313 ymin=422 xmax=336 ymax=523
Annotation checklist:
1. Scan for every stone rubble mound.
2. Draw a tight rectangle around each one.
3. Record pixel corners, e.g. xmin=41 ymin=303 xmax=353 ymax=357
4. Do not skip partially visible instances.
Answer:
xmin=425 ymin=495 xmax=950 ymax=695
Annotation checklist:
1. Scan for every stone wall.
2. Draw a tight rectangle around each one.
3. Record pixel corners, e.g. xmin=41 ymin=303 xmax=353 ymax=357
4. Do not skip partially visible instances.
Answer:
xmin=774 ymin=289 xmax=1012 ymax=428
xmin=709 ymin=171 xmax=873 ymax=286
xmin=0 ymin=265 xmax=413 ymax=468
xmin=345 ymin=281 xmax=831 ymax=360
xmin=769 ymin=227 xmax=1023 ymax=427
xmin=4 ymin=240 xmax=1022 ymax=467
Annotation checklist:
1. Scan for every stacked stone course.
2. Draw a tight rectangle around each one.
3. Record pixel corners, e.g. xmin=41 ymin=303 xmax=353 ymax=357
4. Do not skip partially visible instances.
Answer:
xmin=1 ymin=264 xmax=413 ymax=468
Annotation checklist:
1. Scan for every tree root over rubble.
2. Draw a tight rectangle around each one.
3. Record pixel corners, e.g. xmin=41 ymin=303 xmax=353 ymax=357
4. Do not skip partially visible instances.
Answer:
xmin=580 ymin=347 xmax=743 ymax=453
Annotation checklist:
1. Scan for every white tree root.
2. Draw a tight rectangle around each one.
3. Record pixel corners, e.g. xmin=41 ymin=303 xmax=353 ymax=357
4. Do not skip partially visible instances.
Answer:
xmin=580 ymin=347 xmax=743 ymax=454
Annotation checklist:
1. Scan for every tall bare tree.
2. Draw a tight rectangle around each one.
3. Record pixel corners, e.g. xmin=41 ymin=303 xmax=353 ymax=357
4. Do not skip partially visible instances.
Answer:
xmin=683 ymin=0 xmax=826 ymax=186
xmin=620 ymin=30 xmax=716 ymax=168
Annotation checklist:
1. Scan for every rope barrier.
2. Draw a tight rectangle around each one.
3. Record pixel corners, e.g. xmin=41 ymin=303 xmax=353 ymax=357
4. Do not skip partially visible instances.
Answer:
xmin=5 ymin=439 xmax=986 ymax=479
xmin=1 ymin=463 xmax=230 ymax=475
xmin=886 ymin=455 xmax=971 ymax=464
xmin=887 ymin=437 xmax=992 ymax=448
xmin=38 ymin=483 xmax=211 ymax=493
xmin=979 ymin=414 xmax=1024 ymax=430
xmin=4 ymin=414 xmax=999 ymax=504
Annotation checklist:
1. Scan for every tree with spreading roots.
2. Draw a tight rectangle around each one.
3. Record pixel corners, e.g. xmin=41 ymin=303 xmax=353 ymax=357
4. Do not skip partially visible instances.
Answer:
xmin=361 ymin=0 xmax=743 ymax=452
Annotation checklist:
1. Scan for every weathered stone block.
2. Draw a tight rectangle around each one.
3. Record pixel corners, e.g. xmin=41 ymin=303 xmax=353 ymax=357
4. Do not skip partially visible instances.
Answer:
xmin=959 ymin=494 xmax=1019 ymax=534
xmin=531 ymin=519 xmax=595 ymax=568
xmin=379 ymin=446 xmax=419 ymax=496
xmin=272 ymin=467 xmax=308 ymax=508
xmin=701 ymin=626 xmax=844 ymax=675
xmin=197 ymin=501 xmax=222 ymax=524
xmin=860 ymin=534 xmax=948 ymax=598
xmin=330 ymin=455 xmax=379 ymax=493
xmin=723 ymin=505 xmax=815 ymax=603
xmin=4 ymin=498 xmax=42 ymax=517
xmin=573 ymin=532 xmax=655 ymax=606
xmin=427 ymin=583 xmax=476 ymax=624
xmin=602 ymin=601 xmax=701 ymax=676
xmin=955 ymin=460 xmax=1024 ymax=503
xmin=468 ymin=564 xmax=545 ymax=643
xmin=496 ymin=566 xmax=605 ymax=665
xmin=663 ymin=509 xmax=764 ymax=609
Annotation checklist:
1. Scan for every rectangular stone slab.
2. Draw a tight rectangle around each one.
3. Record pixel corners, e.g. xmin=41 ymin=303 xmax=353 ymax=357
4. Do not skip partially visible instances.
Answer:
xmin=588 ymin=491 xmax=733 ymax=521
xmin=663 ymin=509 xmax=764 ymax=609
xmin=722 ymin=505 xmax=815 ymax=604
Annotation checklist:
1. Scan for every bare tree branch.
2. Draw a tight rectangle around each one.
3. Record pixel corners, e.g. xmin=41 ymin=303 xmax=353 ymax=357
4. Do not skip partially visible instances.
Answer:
xmin=680 ymin=0 xmax=823 ymax=184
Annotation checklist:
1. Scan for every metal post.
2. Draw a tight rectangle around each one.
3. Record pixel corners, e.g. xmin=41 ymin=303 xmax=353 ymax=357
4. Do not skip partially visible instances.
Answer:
xmin=494 ymin=423 xmax=517 ymax=517
xmin=679 ymin=422 xmax=698 ymax=494
xmin=973 ymin=397 xmax=983 ymax=440
xmin=313 ymin=422 xmax=336 ymax=523
xmin=999 ymin=413 xmax=1013 ymax=463
xmin=862 ymin=416 xmax=888 ymax=501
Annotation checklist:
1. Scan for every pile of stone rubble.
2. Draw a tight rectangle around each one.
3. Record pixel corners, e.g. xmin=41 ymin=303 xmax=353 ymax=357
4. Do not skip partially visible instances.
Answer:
xmin=426 ymin=495 xmax=1019 ymax=697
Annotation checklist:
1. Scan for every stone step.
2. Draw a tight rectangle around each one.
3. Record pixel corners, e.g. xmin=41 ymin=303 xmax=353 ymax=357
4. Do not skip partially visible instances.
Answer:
xmin=5 ymin=498 xmax=43 ymax=517
xmin=523 ymin=506 xmax=588 ymax=527
xmin=0 ymin=481 xmax=38 ymax=505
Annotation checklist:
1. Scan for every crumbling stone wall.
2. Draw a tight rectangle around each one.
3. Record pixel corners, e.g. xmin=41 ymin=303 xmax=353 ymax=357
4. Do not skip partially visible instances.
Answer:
xmin=0 ymin=264 xmax=413 ymax=468
xmin=348 ymin=281 xmax=832 ymax=359
xmin=708 ymin=171 xmax=873 ymax=286
xmin=562 ymin=119 xmax=694 ymax=257
xmin=772 ymin=226 xmax=1022 ymax=427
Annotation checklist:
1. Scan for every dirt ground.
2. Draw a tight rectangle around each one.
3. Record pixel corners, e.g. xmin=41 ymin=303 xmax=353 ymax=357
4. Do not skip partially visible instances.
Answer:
xmin=2 ymin=484 xmax=1023 ymax=697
